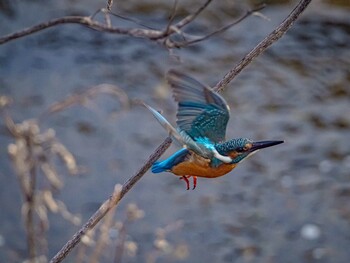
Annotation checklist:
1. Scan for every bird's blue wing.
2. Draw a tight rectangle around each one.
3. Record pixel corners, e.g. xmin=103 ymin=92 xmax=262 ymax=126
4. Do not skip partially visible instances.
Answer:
xmin=167 ymin=70 xmax=230 ymax=143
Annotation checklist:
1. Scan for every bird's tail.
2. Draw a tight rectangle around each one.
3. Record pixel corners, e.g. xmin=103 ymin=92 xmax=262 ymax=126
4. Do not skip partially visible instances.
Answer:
xmin=151 ymin=160 xmax=168 ymax=173
xmin=142 ymin=103 xmax=184 ymax=145
xmin=151 ymin=148 xmax=189 ymax=174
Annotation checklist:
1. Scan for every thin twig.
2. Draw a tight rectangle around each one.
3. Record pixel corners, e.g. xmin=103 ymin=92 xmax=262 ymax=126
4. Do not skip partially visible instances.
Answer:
xmin=173 ymin=5 xmax=266 ymax=48
xmin=174 ymin=0 xmax=213 ymax=29
xmin=161 ymin=0 xmax=213 ymax=44
xmin=0 ymin=0 xmax=254 ymax=50
xmin=165 ymin=0 xmax=179 ymax=34
xmin=49 ymin=137 xmax=172 ymax=263
xmin=214 ymin=0 xmax=312 ymax=91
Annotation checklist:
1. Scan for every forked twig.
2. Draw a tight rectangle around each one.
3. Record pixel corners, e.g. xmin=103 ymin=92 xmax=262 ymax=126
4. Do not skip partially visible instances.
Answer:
xmin=0 ymin=0 xmax=240 ymax=48
xmin=49 ymin=0 xmax=312 ymax=262
xmin=171 ymin=4 xmax=266 ymax=48
xmin=165 ymin=0 xmax=179 ymax=34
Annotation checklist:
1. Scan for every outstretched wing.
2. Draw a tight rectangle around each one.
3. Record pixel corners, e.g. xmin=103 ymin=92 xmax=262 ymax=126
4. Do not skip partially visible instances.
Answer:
xmin=167 ymin=70 xmax=230 ymax=143
xmin=144 ymin=102 xmax=232 ymax=163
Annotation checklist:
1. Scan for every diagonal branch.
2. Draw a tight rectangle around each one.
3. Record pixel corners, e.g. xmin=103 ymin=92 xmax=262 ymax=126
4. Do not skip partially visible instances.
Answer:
xmin=49 ymin=137 xmax=172 ymax=263
xmin=173 ymin=0 xmax=213 ymax=29
xmin=49 ymin=0 xmax=312 ymax=262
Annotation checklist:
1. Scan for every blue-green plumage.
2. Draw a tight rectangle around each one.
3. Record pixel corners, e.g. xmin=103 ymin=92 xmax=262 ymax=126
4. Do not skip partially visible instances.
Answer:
xmin=147 ymin=70 xmax=283 ymax=188
xmin=177 ymin=101 xmax=229 ymax=142
xmin=152 ymin=138 xmax=258 ymax=173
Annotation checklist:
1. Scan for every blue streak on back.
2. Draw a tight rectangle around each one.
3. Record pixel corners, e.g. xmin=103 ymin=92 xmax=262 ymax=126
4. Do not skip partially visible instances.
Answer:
xmin=194 ymin=136 xmax=217 ymax=156
xmin=152 ymin=148 xmax=189 ymax=173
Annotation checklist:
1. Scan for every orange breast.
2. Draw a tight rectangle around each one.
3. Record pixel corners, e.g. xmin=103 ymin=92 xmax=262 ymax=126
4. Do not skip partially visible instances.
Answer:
xmin=171 ymin=154 xmax=237 ymax=178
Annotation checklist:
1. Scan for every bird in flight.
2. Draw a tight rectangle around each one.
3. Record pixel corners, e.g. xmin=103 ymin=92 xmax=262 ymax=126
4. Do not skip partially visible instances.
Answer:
xmin=145 ymin=70 xmax=283 ymax=190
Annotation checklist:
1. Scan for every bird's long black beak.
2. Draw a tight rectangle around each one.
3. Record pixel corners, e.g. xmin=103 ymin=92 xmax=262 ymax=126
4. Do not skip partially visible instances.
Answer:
xmin=250 ymin=140 xmax=284 ymax=152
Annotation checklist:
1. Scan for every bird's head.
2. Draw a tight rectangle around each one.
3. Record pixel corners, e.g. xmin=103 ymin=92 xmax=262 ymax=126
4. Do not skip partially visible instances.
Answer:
xmin=216 ymin=138 xmax=284 ymax=164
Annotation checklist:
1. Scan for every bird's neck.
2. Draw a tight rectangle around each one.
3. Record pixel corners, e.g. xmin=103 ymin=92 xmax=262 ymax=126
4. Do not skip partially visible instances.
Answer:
xmin=209 ymin=141 xmax=232 ymax=167
xmin=214 ymin=141 xmax=232 ymax=156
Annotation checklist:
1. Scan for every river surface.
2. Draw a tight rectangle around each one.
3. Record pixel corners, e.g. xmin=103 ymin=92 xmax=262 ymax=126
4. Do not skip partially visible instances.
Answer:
xmin=0 ymin=0 xmax=349 ymax=262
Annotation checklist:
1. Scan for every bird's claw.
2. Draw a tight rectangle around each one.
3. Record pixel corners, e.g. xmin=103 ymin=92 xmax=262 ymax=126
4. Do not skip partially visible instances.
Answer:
xmin=180 ymin=175 xmax=197 ymax=190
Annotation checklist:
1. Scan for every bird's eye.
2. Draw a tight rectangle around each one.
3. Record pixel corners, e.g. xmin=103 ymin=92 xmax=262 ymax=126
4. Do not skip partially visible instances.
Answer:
xmin=237 ymin=147 xmax=244 ymax=152
xmin=237 ymin=144 xmax=250 ymax=152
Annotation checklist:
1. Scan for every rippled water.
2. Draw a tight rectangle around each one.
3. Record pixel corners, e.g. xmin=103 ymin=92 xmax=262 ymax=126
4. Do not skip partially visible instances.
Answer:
xmin=0 ymin=1 xmax=349 ymax=262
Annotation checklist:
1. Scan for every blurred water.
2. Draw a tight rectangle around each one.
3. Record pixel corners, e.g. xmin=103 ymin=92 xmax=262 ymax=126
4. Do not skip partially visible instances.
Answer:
xmin=0 ymin=0 xmax=349 ymax=262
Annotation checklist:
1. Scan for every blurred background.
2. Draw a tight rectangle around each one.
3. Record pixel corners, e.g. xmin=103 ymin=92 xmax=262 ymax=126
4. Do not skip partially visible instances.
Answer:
xmin=0 ymin=0 xmax=349 ymax=262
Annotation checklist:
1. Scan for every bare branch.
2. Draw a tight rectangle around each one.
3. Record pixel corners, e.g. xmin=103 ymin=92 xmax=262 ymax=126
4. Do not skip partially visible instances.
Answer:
xmin=214 ymin=0 xmax=312 ymax=91
xmin=161 ymin=0 xmax=213 ymax=45
xmin=165 ymin=0 xmax=179 ymax=34
xmin=0 ymin=1 xmax=215 ymax=46
xmin=0 ymin=16 xmax=164 ymax=45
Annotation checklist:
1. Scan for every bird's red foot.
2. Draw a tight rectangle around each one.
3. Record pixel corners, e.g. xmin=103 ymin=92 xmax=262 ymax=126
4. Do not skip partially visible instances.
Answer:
xmin=180 ymin=176 xmax=197 ymax=190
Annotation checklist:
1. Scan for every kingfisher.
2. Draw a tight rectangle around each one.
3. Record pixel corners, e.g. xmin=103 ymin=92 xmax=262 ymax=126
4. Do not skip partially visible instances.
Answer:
xmin=145 ymin=70 xmax=283 ymax=190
